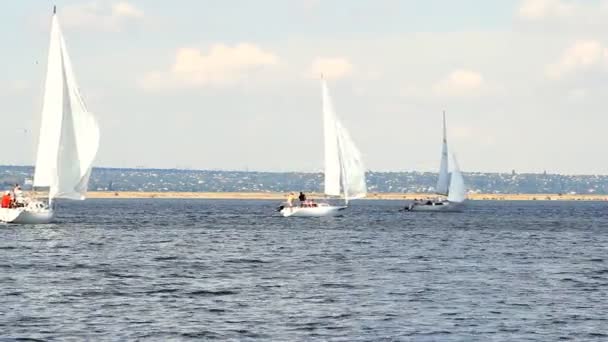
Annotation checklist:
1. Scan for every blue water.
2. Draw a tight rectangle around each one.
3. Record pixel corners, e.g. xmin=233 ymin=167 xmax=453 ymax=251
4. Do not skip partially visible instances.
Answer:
xmin=1 ymin=199 xmax=607 ymax=341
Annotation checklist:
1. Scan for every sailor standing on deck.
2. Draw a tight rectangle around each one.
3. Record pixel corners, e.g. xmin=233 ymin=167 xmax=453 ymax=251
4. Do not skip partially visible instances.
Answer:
xmin=13 ymin=184 xmax=25 ymax=207
xmin=287 ymin=192 xmax=295 ymax=209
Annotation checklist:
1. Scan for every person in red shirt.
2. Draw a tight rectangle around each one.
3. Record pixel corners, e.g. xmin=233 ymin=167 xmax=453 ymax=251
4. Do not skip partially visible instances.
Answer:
xmin=1 ymin=191 xmax=12 ymax=208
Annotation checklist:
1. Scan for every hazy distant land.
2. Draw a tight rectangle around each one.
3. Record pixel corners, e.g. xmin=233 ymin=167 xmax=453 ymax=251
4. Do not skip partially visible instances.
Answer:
xmin=3 ymin=165 xmax=608 ymax=198
xmin=81 ymin=191 xmax=608 ymax=201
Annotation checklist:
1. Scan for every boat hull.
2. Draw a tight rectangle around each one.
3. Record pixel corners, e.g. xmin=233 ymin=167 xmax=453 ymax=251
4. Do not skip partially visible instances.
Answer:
xmin=280 ymin=205 xmax=347 ymax=217
xmin=406 ymin=201 xmax=465 ymax=212
xmin=0 ymin=207 xmax=55 ymax=224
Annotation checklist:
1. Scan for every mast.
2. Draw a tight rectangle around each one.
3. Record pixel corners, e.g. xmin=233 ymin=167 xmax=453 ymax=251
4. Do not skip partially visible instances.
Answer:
xmin=442 ymin=110 xmax=446 ymax=145
xmin=435 ymin=110 xmax=450 ymax=195
xmin=49 ymin=5 xmax=55 ymax=207
xmin=322 ymin=76 xmax=341 ymax=198
xmin=338 ymin=134 xmax=348 ymax=205
xmin=49 ymin=6 xmax=56 ymax=207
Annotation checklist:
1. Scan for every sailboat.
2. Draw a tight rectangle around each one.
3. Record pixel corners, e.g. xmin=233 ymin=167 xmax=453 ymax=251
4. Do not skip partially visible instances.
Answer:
xmin=407 ymin=112 xmax=466 ymax=212
xmin=0 ymin=7 xmax=100 ymax=224
xmin=279 ymin=78 xmax=367 ymax=217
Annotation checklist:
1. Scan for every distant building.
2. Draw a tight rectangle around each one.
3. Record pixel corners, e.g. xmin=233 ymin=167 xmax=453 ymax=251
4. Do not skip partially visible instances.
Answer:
xmin=1 ymin=165 xmax=608 ymax=194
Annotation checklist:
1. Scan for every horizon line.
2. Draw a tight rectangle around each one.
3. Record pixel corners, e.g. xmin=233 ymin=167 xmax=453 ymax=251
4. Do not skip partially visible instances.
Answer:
xmin=0 ymin=164 xmax=607 ymax=177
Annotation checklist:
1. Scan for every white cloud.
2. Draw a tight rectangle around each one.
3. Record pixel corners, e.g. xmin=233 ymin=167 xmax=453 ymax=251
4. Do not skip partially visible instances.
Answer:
xmin=0 ymin=80 xmax=29 ymax=93
xmin=546 ymin=40 xmax=608 ymax=78
xmin=60 ymin=1 xmax=144 ymax=32
xmin=11 ymin=80 xmax=29 ymax=92
xmin=140 ymin=43 xmax=280 ymax=90
xmin=112 ymin=2 xmax=144 ymax=18
xmin=433 ymin=69 xmax=484 ymax=97
xmin=301 ymin=0 xmax=321 ymax=11
xmin=450 ymin=125 xmax=475 ymax=139
xmin=566 ymin=88 xmax=587 ymax=103
xmin=517 ymin=0 xmax=608 ymax=27
xmin=308 ymin=57 xmax=354 ymax=80
xmin=518 ymin=0 xmax=577 ymax=20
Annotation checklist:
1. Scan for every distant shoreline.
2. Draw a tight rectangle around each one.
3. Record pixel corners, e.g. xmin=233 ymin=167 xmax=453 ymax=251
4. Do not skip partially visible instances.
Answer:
xmin=75 ymin=191 xmax=608 ymax=201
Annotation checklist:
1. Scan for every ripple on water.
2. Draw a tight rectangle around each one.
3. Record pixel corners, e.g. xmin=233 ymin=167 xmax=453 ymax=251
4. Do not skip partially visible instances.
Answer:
xmin=1 ymin=199 xmax=607 ymax=340
xmin=188 ymin=289 xmax=238 ymax=296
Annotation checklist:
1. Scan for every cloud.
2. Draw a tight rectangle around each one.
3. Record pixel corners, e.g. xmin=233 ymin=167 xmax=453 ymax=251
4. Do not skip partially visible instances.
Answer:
xmin=0 ymin=80 xmax=29 ymax=93
xmin=546 ymin=40 xmax=608 ymax=78
xmin=111 ymin=2 xmax=144 ymax=18
xmin=140 ymin=43 xmax=280 ymax=90
xmin=300 ymin=0 xmax=321 ymax=11
xmin=518 ymin=0 xmax=577 ymax=20
xmin=433 ymin=69 xmax=484 ymax=97
xmin=566 ymin=88 xmax=587 ymax=103
xmin=308 ymin=57 xmax=354 ymax=80
xmin=60 ymin=1 xmax=144 ymax=32
xmin=450 ymin=125 xmax=475 ymax=139
xmin=517 ymin=0 xmax=608 ymax=26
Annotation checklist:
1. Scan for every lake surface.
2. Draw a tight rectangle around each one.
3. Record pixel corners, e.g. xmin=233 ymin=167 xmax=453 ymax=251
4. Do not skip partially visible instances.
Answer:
xmin=1 ymin=199 xmax=607 ymax=341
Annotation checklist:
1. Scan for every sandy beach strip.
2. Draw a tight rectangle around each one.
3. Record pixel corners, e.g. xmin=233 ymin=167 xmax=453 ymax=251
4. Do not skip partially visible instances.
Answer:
xmin=74 ymin=191 xmax=608 ymax=201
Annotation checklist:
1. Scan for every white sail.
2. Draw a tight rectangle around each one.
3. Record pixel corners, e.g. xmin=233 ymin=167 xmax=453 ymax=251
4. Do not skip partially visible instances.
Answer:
xmin=435 ymin=111 xmax=449 ymax=195
xmin=447 ymin=153 xmax=466 ymax=203
xmin=336 ymin=120 xmax=366 ymax=203
xmin=34 ymin=11 xmax=100 ymax=200
xmin=321 ymin=78 xmax=367 ymax=203
xmin=33 ymin=14 xmax=63 ymax=188
xmin=322 ymin=78 xmax=341 ymax=197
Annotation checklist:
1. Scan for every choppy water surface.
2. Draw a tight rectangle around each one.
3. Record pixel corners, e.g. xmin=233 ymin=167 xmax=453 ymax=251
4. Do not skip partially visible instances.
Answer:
xmin=1 ymin=199 xmax=607 ymax=341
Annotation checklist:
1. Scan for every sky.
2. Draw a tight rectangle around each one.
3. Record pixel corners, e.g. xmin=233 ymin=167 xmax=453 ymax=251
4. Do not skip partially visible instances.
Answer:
xmin=1 ymin=0 xmax=608 ymax=174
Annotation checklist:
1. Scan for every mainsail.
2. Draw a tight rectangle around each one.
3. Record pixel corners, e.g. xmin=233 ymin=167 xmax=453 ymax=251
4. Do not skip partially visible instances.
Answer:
xmin=435 ymin=111 xmax=449 ymax=195
xmin=34 ymin=10 xmax=63 ymax=189
xmin=322 ymin=78 xmax=341 ymax=197
xmin=33 ymin=9 xmax=100 ymax=201
xmin=336 ymin=120 xmax=366 ymax=203
xmin=321 ymin=78 xmax=367 ymax=203
xmin=447 ymin=153 xmax=466 ymax=203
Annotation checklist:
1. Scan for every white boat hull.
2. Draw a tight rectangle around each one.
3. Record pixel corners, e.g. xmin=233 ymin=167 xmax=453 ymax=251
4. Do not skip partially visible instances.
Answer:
xmin=0 ymin=206 xmax=55 ymax=224
xmin=280 ymin=205 xmax=347 ymax=217
xmin=407 ymin=201 xmax=465 ymax=212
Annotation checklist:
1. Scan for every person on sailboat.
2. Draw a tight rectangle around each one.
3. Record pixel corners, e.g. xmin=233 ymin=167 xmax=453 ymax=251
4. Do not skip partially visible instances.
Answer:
xmin=298 ymin=192 xmax=306 ymax=203
xmin=1 ymin=191 xmax=11 ymax=208
xmin=287 ymin=192 xmax=295 ymax=208
xmin=13 ymin=184 xmax=25 ymax=207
